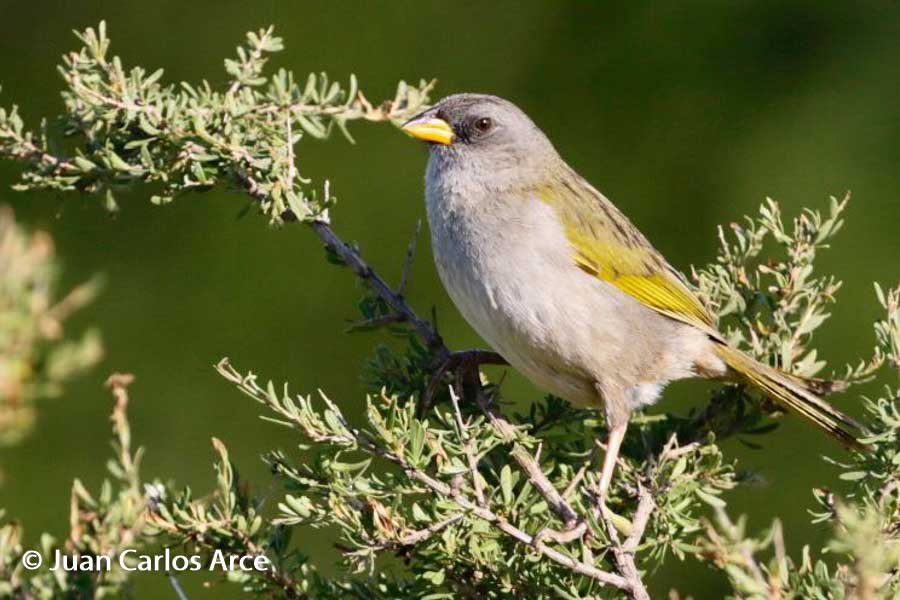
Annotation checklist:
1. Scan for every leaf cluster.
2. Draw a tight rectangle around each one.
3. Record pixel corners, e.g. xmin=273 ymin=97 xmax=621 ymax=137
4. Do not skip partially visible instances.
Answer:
xmin=0 ymin=207 xmax=101 ymax=446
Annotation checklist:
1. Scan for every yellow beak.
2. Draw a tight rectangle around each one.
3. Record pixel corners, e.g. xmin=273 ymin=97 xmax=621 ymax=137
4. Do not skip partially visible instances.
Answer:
xmin=401 ymin=116 xmax=455 ymax=145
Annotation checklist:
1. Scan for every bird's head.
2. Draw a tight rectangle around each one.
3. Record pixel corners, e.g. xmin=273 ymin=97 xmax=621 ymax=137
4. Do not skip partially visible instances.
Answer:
xmin=402 ymin=94 xmax=558 ymax=175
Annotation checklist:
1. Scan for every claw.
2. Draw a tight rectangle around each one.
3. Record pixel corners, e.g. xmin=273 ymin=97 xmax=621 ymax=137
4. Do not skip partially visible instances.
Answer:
xmin=420 ymin=349 xmax=506 ymax=413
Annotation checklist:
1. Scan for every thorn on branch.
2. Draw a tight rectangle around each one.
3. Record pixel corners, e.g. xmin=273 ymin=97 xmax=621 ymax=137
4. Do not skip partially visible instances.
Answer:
xmin=397 ymin=219 xmax=422 ymax=298
xmin=345 ymin=313 xmax=407 ymax=333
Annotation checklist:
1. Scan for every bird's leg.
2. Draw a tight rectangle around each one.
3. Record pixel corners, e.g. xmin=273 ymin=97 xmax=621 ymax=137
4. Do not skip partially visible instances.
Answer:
xmin=594 ymin=382 xmax=631 ymax=500
xmin=598 ymin=421 xmax=628 ymax=498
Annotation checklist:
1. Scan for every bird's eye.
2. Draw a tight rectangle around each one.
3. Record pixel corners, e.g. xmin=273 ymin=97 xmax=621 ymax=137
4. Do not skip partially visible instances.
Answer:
xmin=473 ymin=117 xmax=494 ymax=134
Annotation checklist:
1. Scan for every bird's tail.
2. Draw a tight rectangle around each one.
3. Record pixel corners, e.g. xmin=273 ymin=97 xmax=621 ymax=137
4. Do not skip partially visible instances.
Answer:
xmin=713 ymin=344 xmax=868 ymax=451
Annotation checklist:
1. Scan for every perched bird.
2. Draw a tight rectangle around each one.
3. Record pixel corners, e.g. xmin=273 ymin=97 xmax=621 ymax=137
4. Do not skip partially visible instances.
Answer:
xmin=401 ymin=93 xmax=865 ymax=496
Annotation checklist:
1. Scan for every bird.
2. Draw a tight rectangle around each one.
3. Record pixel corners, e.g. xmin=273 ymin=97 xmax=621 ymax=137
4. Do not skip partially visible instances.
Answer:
xmin=401 ymin=93 xmax=865 ymax=497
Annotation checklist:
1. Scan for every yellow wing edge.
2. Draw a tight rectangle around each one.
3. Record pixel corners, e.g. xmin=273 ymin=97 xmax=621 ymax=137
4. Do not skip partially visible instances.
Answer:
xmin=571 ymin=237 xmax=715 ymax=333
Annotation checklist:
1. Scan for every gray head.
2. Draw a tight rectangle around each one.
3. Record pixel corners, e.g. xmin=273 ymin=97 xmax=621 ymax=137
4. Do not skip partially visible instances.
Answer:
xmin=402 ymin=94 xmax=558 ymax=176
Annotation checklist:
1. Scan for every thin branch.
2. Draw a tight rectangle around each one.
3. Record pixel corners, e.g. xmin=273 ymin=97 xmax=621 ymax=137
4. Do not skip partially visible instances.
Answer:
xmin=562 ymin=463 xmax=588 ymax=501
xmin=216 ymin=359 xmax=633 ymax=594
xmin=310 ymin=219 xmax=445 ymax=355
xmin=167 ymin=572 xmax=190 ymax=600
xmin=229 ymin=168 xmax=443 ymax=350
xmin=399 ymin=512 xmax=464 ymax=546
xmin=7 ymin=136 xmax=79 ymax=174
xmin=397 ymin=219 xmax=422 ymax=297
xmin=227 ymin=27 xmax=274 ymax=96
xmin=467 ymin=381 xmax=585 ymax=531
xmin=509 ymin=444 xmax=579 ymax=527
xmin=285 ymin=111 xmax=297 ymax=189
xmin=361 ymin=512 xmax=465 ymax=553
xmin=450 ymin=388 xmax=487 ymax=507
xmin=624 ymin=486 xmax=656 ymax=553
xmin=598 ymin=503 xmax=651 ymax=600
xmin=533 ymin=522 xmax=589 ymax=546
xmin=150 ymin=514 xmax=306 ymax=599
xmin=344 ymin=313 xmax=406 ymax=332
xmin=398 ymin=456 xmax=629 ymax=590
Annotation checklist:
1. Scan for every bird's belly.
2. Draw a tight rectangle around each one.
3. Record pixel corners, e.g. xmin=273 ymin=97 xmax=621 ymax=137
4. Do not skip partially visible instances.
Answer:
xmin=438 ymin=256 xmax=608 ymax=407
xmin=430 ymin=214 xmax=647 ymax=408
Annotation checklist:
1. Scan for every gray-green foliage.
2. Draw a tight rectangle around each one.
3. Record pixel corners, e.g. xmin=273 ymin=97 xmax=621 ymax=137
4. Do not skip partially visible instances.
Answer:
xmin=0 ymin=207 xmax=101 ymax=447
xmin=0 ymin=375 xmax=142 ymax=598
xmin=698 ymin=285 xmax=900 ymax=599
xmin=1 ymin=22 xmax=899 ymax=599
xmin=0 ymin=22 xmax=433 ymax=222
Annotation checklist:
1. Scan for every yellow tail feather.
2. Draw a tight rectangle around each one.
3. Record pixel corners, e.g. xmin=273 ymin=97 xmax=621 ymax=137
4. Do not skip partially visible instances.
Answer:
xmin=713 ymin=345 xmax=867 ymax=451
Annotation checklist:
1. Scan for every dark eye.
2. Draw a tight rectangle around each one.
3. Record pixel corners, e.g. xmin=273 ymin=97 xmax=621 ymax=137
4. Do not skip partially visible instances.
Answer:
xmin=473 ymin=117 xmax=494 ymax=134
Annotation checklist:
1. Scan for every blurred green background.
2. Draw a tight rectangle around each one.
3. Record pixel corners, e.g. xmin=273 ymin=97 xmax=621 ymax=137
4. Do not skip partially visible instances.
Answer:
xmin=1 ymin=1 xmax=898 ymax=597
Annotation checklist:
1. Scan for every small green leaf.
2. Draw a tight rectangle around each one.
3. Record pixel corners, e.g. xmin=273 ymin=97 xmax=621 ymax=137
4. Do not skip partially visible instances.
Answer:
xmin=500 ymin=465 xmax=513 ymax=506
xmin=696 ymin=488 xmax=726 ymax=508
xmin=422 ymin=570 xmax=445 ymax=585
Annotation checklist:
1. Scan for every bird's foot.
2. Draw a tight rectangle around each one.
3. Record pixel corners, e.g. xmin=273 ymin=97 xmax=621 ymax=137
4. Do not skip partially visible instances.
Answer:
xmin=420 ymin=349 xmax=507 ymax=413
